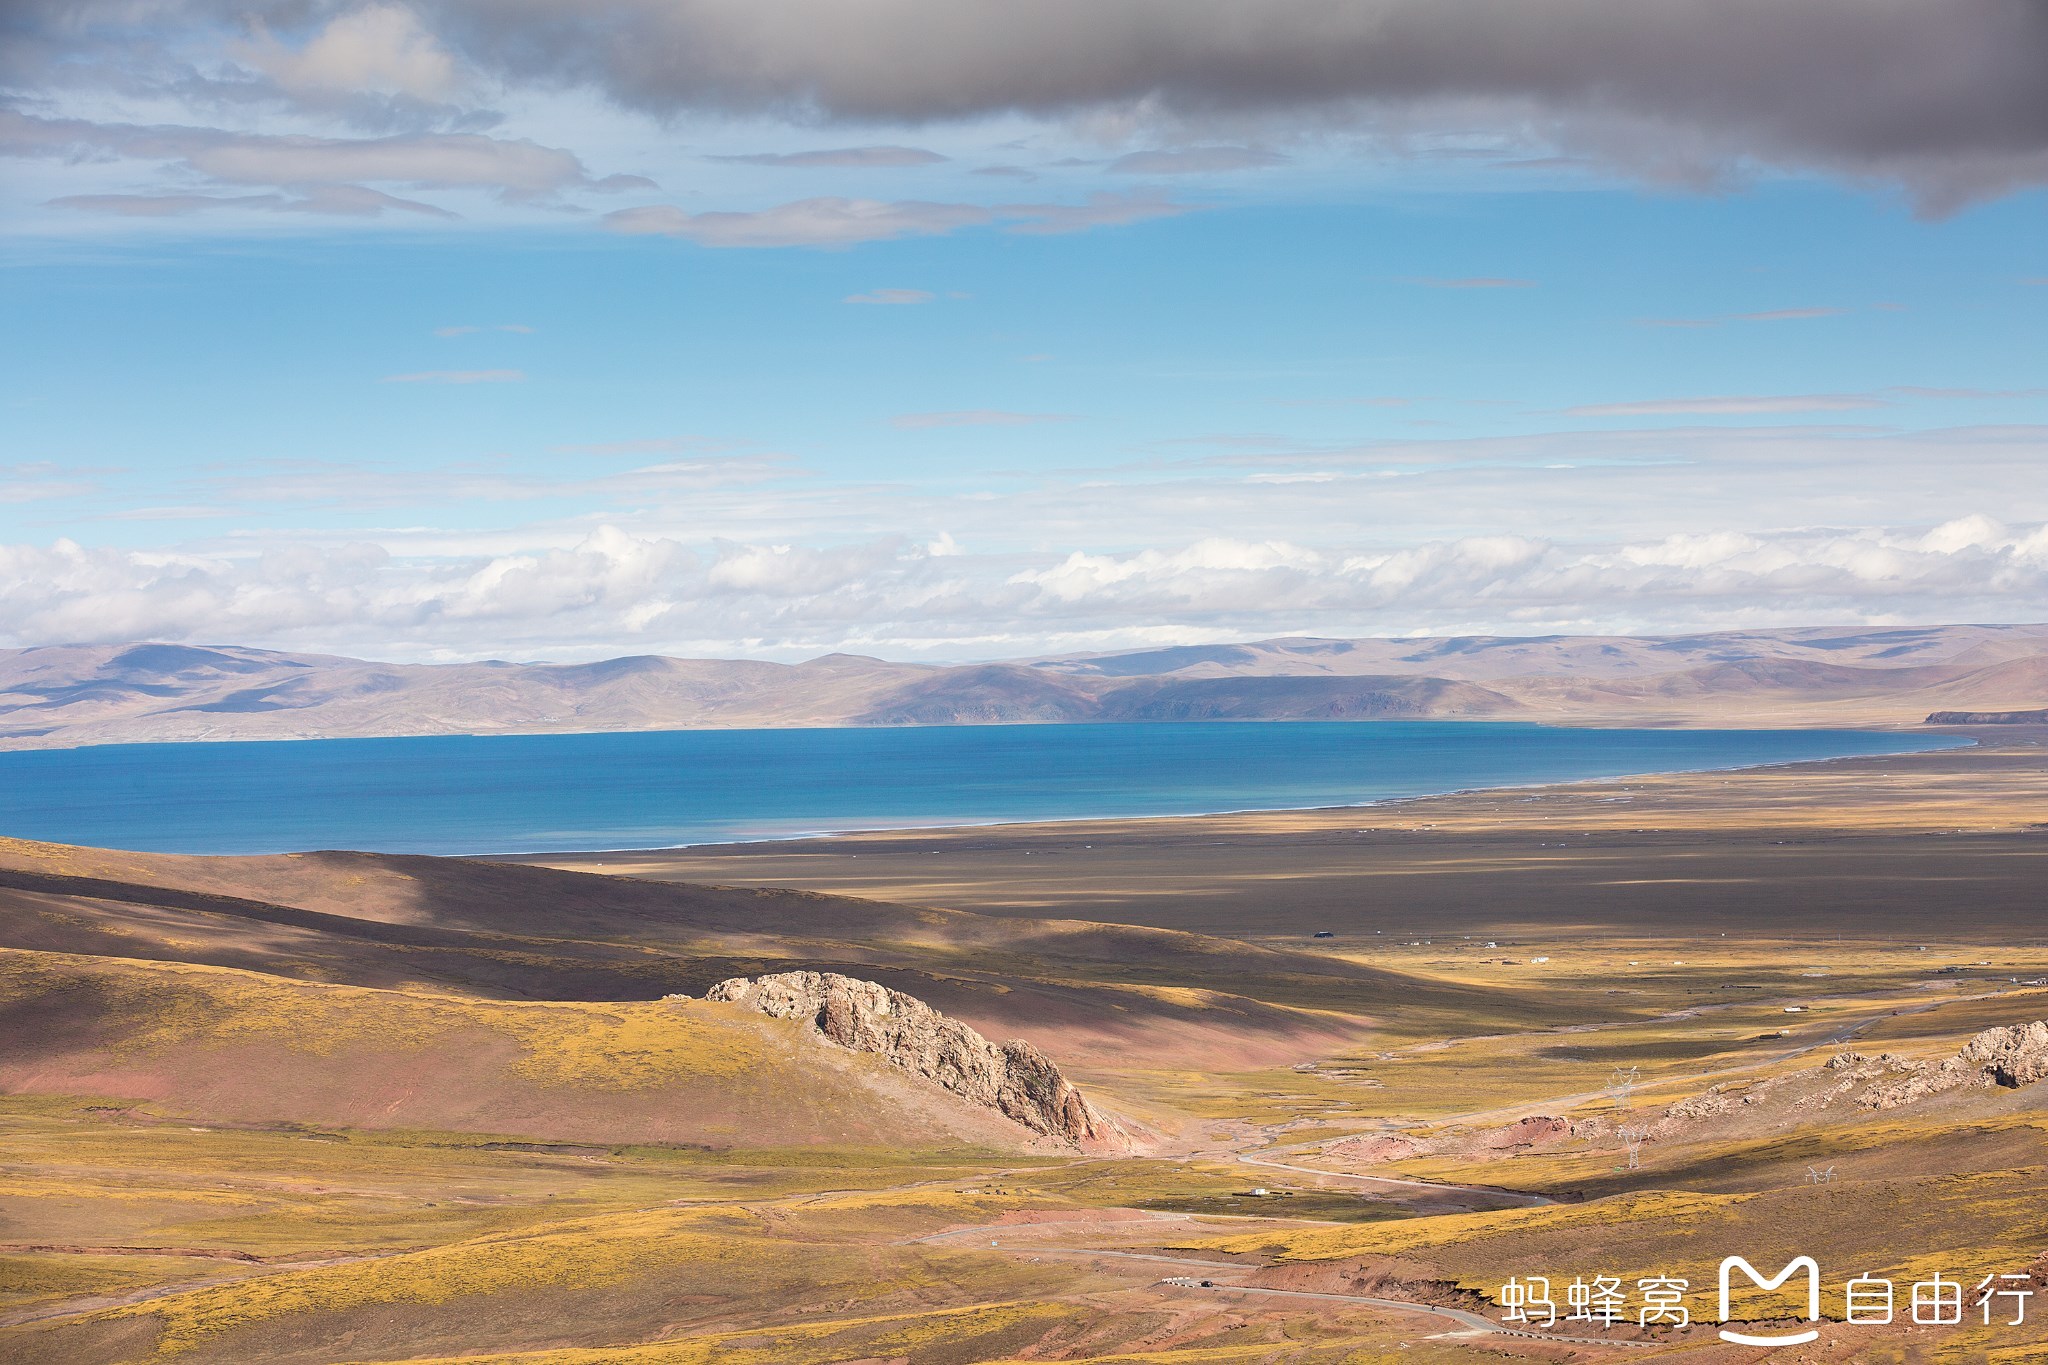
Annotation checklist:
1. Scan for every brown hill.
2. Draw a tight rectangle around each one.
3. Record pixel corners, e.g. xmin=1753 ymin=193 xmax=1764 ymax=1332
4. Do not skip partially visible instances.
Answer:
xmin=0 ymin=949 xmax=1067 ymax=1150
xmin=5 ymin=623 xmax=2046 ymax=748
xmin=0 ymin=835 xmax=1606 ymax=1079
xmin=1092 ymin=674 xmax=1515 ymax=720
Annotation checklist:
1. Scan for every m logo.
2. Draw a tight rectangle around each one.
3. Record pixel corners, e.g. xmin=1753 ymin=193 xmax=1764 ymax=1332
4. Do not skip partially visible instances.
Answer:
xmin=1718 ymin=1255 xmax=1821 ymax=1346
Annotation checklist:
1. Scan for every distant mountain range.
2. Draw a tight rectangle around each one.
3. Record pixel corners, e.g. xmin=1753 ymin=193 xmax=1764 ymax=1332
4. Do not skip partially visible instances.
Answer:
xmin=4 ymin=624 xmax=2047 ymax=748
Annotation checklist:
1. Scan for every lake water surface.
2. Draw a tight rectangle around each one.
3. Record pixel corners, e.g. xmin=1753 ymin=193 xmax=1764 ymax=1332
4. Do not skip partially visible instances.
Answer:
xmin=0 ymin=722 xmax=1968 ymax=856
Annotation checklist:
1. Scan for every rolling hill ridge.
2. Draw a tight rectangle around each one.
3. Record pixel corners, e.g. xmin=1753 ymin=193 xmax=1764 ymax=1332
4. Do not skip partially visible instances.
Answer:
xmin=5 ymin=623 xmax=2047 ymax=748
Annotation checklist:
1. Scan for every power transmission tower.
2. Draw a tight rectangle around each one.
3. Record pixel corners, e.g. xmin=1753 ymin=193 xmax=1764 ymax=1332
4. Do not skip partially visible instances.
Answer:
xmin=1606 ymin=1065 xmax=1639 ymax=1109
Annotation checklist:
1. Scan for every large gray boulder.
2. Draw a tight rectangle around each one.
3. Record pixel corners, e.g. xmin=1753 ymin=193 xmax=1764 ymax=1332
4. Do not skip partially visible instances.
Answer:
xmin=692 ymin=971 xmax=1125 ymax=1148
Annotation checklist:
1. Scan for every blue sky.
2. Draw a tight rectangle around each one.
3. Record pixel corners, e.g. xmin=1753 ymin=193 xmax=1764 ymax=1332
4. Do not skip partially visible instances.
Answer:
xmin=4 ymin=2 xmax=2047 ymax=660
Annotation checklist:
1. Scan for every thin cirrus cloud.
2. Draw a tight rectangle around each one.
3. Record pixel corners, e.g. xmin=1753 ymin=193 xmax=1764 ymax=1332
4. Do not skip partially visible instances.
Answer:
xmin=381 ymin=368 xmax=527 ymax=384
xmin=47 ymin=192 xmax=280 ymax=218
xmin=3 ymin=108 xmax=650 ymax=211
xmin=49 ymin=186 xmax=457 ymax=219
xmin=843 ymin=288 xmax=936 ymax=305
xmin=602 ymin=192 xmax=1186 ymax=248
xmin=1001 ymin=192 xmax=1190 ymax=235
xmin=1565 ymin=392 xmax=1887 ymax=417
xmin=1 ymin=474 xmax=101 ymax=506
xmin=1889 ymin=385 xmax=2048 ymax=400
xmin=605 ymin=198 xmax=988 ymax=248
xmin=1105 ymin=145 xmax=1285 ymax=175
xmin=548 ymin=437 xmax=731 ymax=456
xmin=1641 ymin=305 xmax=1848 ymax=328
xmin=713 ymin=145 xmax=948 ymax=168
xmin=892 ymin=410 xmax=1073 ymax=429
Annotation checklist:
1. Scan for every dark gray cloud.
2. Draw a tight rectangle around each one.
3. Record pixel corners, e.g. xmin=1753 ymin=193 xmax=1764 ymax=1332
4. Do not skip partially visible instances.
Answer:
xmin=414 ymin=0 xmax=2048 ymax=208
xmin=8 ymin=1 xmax=2048 ymax=211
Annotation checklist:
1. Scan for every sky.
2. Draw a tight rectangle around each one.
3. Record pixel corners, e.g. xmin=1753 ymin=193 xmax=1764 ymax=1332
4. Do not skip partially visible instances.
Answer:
xmin=4 ymin=1 xmax=2046 ymax=662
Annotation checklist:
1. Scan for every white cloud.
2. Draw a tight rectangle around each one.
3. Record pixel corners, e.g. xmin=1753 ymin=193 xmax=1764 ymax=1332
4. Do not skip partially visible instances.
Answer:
xmin=6 ymin=517 xmax=2048 ymax=660
xmin=236 ymin=5 xmax=460 ymax=100
xmin=1919 ymin=513 xmax=2008 ymax=554
xmin=10 ymin=421 xmax=2047 ymax=658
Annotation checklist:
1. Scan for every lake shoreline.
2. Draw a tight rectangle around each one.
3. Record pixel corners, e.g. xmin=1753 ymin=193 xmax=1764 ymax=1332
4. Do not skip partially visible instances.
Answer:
xmin=492 ymin=731 xmax=1976 ymax=860
xmin=0 ymin=719 xmax=1979 ymax=858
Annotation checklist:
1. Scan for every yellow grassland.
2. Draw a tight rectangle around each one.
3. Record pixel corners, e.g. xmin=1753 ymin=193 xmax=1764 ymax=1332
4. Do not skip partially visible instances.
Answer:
xmin=335 ymin=1301 xmax=1077 ymax=1365
xmin=331 ymin=1302 xmax=1449 ymax=1365
xmin=1189 ymin=1168 xmax=2048 ymax=1312
xmin=0 ymin=949 xmax=768 ymax=1089
xmin=69 ymin=1185 xmax=1048 ymax=1355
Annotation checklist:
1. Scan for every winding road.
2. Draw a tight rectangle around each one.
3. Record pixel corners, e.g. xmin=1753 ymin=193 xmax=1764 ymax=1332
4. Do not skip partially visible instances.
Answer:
xmin=912 ymin=1216 xmax=1657 ymax=1350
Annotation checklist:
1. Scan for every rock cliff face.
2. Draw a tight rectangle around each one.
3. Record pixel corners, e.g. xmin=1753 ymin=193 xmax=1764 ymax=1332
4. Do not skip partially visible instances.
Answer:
xmin=691 ymin=972 xmax=1125 ymax=1149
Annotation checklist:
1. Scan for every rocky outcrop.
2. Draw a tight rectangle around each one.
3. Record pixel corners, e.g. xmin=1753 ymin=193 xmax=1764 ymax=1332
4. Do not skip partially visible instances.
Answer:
xmin=1925 ymin=709 xmax=2048 ymax=725
xmin=1665 ymin=1020 xmax=2048 ymax=1121
xmin=687 ymin=972 xmax=1125 ymax=1149
xmin=1843 ymin=1021 xmax=2048 ymax=1109
xmin=1960 ymin=1020 xmax=2048 ymax=1087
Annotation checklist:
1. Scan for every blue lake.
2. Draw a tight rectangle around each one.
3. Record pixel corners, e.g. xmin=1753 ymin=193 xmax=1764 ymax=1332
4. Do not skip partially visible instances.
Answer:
xmin=0 ymin=722 xmax=1966 ymax=857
